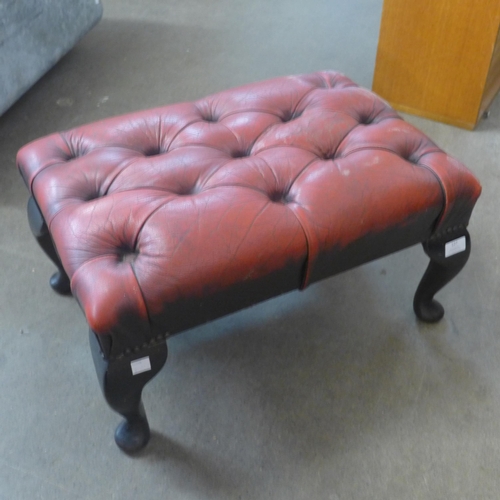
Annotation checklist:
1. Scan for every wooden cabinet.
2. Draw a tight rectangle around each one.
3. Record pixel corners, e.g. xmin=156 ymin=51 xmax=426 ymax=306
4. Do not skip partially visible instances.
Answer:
xmin=373 ymin=0 xmax=500 ymax=129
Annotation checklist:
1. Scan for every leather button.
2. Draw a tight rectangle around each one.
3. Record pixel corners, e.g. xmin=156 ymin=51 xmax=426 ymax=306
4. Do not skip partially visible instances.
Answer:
xmin=118 ymin=247 xmax=138 ymax=263
xmin=84 ymin=193 xmax=100 ymax=202
xmin=143 ymin=146 xmax=163 ymax=157
xmin=202 ymin=114 xmax=218 ymax=123
xmin=231 ymin=149 xmax=251 ymax=158
xmin=358 ymin=116 xmax=373 ymax=125
xmin=281 ymin=110 xmax=302 ymax=122
xmin=404 ymin=152 xmax=419 ymax=164
xmin=175 ymin=186 xmax=199 ymax=196
xmin=268 ymin=190 xmax=293 ymax=204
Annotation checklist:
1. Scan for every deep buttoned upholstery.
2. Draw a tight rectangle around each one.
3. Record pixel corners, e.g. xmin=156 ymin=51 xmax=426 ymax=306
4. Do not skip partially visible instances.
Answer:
xmin=17 ymin=71 xmax=482 ymax=344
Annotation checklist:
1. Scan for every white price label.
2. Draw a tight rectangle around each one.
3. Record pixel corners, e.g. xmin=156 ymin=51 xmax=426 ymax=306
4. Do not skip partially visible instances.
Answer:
xmin=131 ymin=356 xmax=152 ymax=375
xmin=445 ymin=236 xmax=466 ymax=258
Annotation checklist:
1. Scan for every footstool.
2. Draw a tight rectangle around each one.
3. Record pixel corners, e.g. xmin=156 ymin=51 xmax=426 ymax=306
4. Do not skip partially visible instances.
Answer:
xmin=17 ymin=71 xmax=481 ymax=452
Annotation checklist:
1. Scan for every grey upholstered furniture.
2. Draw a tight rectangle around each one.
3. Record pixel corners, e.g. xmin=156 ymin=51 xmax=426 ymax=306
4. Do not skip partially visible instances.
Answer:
xmin=0 ymin=0 xmax=103 ymax=116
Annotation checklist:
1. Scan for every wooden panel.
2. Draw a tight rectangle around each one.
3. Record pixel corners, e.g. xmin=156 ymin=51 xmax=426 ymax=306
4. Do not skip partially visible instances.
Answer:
xmin=481 ymin=25 xmax=500 ymax=118
xmin=373 ymin=0 xmax=500 ymax=129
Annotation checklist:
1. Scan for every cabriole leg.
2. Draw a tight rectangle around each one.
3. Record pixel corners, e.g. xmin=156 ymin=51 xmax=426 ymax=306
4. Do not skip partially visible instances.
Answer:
xmin=89 ymin=329 xmax=168 ymax=453
xmin=27 ymin=196 xmax=71 ymax=294
xmin=413 ymin=230 xmax=471 ymax=323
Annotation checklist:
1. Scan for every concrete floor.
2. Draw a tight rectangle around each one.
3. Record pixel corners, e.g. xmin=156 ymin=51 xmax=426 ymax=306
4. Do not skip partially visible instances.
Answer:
xmin=1 ymin=1 xmax=499 ymax=498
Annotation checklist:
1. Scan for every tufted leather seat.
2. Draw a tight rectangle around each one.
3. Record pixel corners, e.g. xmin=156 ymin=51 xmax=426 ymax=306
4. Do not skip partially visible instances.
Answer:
xmin=17 ymin=71 xmax=481 ymax=451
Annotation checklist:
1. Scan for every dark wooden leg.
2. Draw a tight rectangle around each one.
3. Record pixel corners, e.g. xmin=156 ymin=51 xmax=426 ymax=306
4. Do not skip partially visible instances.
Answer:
xmin=89 ymin=329 xmax=168 ymax=453
xmin=413 ymin=229 xmax=471 ymax=323
xmin=27 ymin=196 xmax=71 ymax=295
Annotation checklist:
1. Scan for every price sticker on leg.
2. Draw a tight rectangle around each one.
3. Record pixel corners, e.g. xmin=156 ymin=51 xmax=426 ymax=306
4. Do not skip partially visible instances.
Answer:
xmin=445 ymin=236 xmax=467 ymax=258
xmin=131 ymin=356 xmax=152 ymax=375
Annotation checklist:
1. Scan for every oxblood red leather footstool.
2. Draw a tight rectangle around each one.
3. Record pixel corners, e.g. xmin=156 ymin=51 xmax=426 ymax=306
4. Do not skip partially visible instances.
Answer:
xmin=17 ymin=71 xmax=481 ymax=453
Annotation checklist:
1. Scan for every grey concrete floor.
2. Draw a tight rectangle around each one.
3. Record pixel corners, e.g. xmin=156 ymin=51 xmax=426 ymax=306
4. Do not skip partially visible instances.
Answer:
xmin=1 ymin=1 xmax=499 ymax=499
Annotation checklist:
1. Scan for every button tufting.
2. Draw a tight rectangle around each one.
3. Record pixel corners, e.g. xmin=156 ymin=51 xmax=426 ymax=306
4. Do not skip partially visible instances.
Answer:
xmin=268 ymin=190 xmax=293 ymax=204
xmin=358 ymin=116 xmax=373 ymax=125
xmin=281 ymin=110 xmax=302 ymax=122
xmin=60 ymin=147 xmax=84 ymax=161
xmin=202 ymin=114 xmax=219 ymax=123
xmin=84 ymin=193 xmax=101 ymax=202
xmin=315 ymin=79 xmax=331 ymax=89
xmin=118 ymin=247 xmax=138 ymax=264
xmin=61 ymin=134 xmax=89 ymax=160
xmin=320 ymin=151 xmax=338 ymax=161
xmin=143 ymin=146 xmax=163 ymax=157
xmin=16 ymin=70 xmax=482 ymax=345
xmin=404 ymin=153 xmax=419 ymax=164
xmin=175 ymin=186 xmax=199 ymax=196
xmin=231 ymin=149 xmax=251 ymax=158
